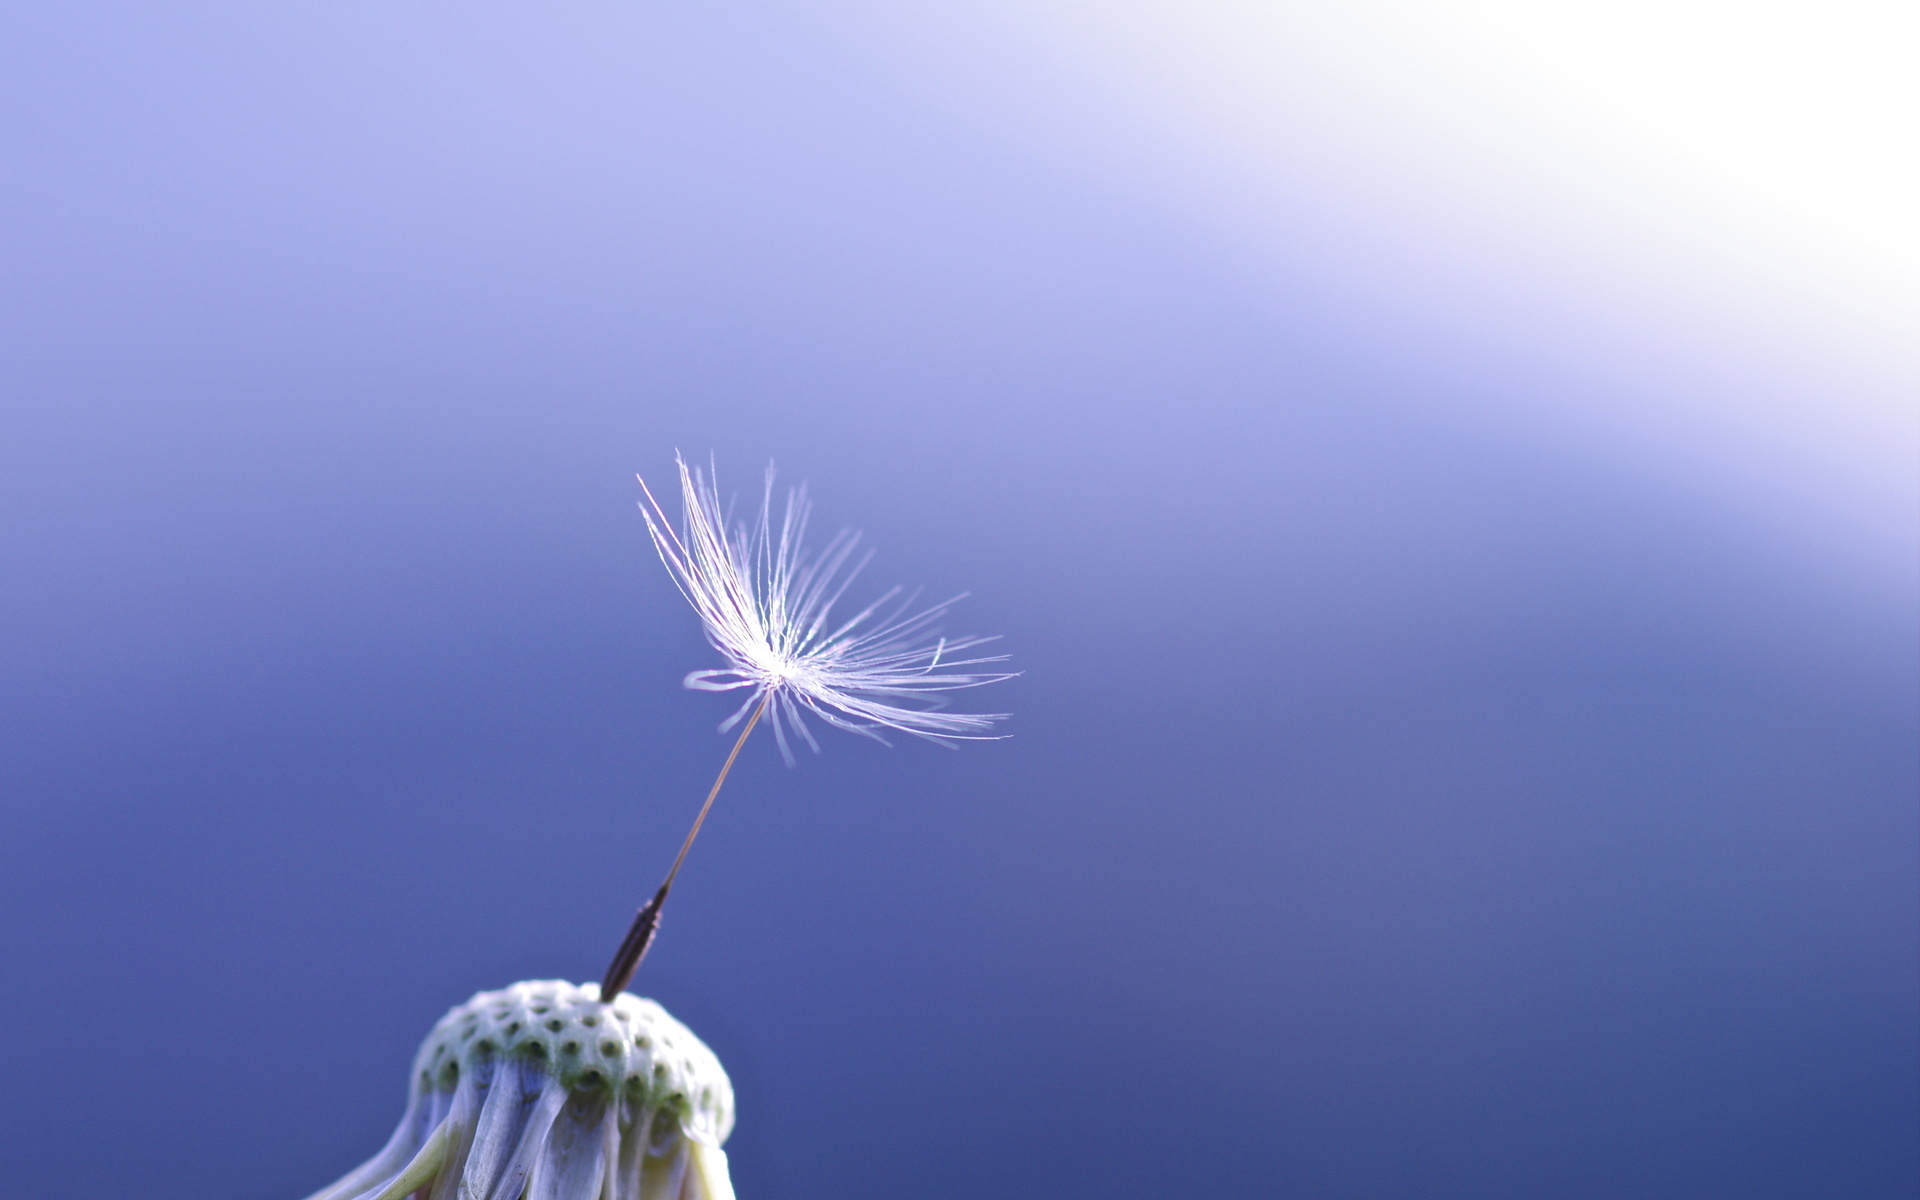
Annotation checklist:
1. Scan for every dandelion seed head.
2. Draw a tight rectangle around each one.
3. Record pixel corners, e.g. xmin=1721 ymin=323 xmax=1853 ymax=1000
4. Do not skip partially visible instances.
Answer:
xmin=639 ymin=454 xmax=1014 ymax=764
xmin=304 ymin=981 xmax=735 ymax=1200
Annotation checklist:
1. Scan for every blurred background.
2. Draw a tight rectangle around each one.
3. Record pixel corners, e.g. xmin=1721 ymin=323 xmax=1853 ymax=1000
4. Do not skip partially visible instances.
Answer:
xmin=1 ymin=3 xmax=1913 ymax=1197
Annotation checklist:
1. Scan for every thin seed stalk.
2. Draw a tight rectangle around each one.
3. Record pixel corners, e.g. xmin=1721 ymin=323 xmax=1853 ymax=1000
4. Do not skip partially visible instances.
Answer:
xmin=601 ymin=696 xmax=769 ymax=997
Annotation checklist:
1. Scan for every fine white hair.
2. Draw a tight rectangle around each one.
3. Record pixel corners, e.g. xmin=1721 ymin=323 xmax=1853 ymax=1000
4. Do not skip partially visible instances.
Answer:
xmin=638 ymin=456 xmax=1014 ymax=764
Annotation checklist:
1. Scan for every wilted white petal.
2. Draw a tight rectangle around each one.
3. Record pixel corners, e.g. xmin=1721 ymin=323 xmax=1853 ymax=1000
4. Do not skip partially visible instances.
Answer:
xmin=355 ymin=1117 xmax=450 ymax=1200
xmin=611 ymin=1101 xmax=653 ymax=1200
xmin=688 ymin=1144 xmax=736 ymax=1200
xmin=424 ymin=1077 xmax=480 ymax=1200
xmin=463 ymin=1058 xmax=542 ymax=1199
xmin=484 ymin=1077 xmax=568 ymax=1200
xmin=638 ymin=1138 xmax=689 ymax=1200
xmin=528 ymin=1092 xmax=612 ymax=1200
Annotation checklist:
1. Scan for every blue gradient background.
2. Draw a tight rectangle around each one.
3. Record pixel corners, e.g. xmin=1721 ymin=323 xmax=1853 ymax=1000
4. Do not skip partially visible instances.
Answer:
xmin=1 ymin=4 xmax=1914 ymax=1199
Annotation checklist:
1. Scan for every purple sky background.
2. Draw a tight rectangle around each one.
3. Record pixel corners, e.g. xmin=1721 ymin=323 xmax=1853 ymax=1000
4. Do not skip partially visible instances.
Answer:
xmin=1 ymin=4 xmax=1913 ymax=1199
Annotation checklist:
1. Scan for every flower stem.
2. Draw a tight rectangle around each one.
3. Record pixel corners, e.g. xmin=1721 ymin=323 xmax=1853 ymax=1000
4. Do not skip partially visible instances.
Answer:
xmin=600 ymin=695 xmax=769 ymax=999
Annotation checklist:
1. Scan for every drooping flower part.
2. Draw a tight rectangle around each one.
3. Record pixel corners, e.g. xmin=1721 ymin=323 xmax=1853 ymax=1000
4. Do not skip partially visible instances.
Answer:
xmin=304 ymin=981 xmax=734 ymax=1200
xmin=639 ymin=456 xmax=1015 ymax=763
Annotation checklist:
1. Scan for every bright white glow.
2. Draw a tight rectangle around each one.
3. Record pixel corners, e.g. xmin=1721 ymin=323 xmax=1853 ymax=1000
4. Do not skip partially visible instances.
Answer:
xmin=835 ymin=0 xmax=1916 ymax=329
xmin=1455 ymin=0 xmax=1914 ymax=265
xmin=824 ymin=0 xmax=1918 ymax=567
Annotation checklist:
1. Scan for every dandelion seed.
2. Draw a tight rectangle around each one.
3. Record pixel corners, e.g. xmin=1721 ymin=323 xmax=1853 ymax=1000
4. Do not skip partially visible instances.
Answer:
xmin=638 ymin=454 xmax=1014 ymax=762
xmin=598 ymin=455 xmax=1014 ymax=998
